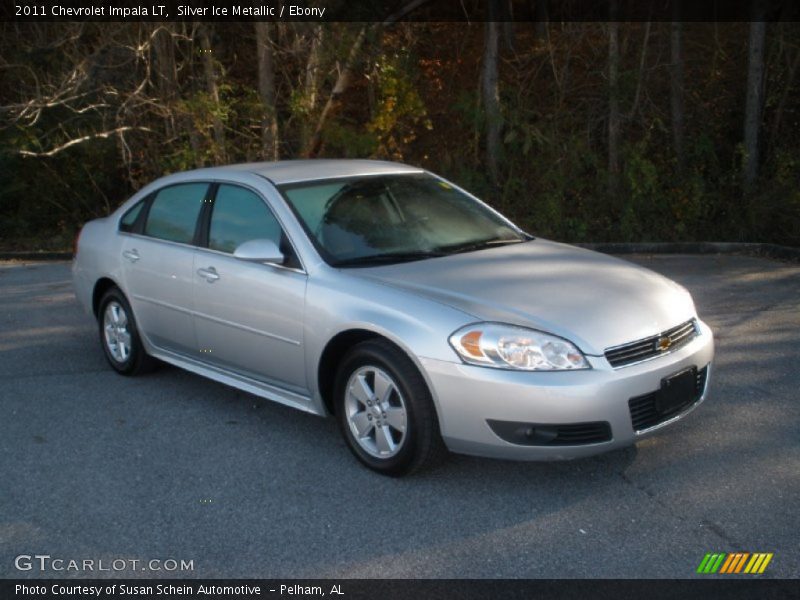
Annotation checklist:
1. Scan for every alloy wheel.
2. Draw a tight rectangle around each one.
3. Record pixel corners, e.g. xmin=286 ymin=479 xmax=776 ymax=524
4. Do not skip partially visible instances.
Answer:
xmin=103 ymin=300 xmax=131 ymax=363
xmin=344 ymin=366 xmax=408 ymax=459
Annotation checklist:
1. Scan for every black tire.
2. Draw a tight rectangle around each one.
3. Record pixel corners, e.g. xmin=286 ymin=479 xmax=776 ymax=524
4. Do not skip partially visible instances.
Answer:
xmin=97 ymin=287 xmax=157 ymax=376
xmin=334 ymin=339 xmax=447 ymax=476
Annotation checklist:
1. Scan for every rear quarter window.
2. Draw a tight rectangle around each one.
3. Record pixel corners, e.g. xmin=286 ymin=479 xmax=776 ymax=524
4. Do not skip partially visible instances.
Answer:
xmin=118 ymin=200 xmax=145 ymax=233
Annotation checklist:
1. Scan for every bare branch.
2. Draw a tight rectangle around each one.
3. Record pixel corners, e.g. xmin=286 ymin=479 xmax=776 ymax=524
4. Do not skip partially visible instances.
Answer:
xmin=18 ymin=126 xmax=152 ymax=157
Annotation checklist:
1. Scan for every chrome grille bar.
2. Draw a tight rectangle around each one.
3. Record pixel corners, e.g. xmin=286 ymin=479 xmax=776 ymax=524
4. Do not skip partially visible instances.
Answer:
xmin=605 ymin=319 xmax=699 ymax=368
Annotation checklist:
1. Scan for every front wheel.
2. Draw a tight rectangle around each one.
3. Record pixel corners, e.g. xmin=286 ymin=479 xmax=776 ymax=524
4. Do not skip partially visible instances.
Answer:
xmin=334 ymin=340 xmax=446 ymax=476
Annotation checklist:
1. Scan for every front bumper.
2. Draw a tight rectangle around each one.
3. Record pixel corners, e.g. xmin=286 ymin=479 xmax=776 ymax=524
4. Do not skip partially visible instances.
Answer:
xmin=421 ymin=319 xmax=715 ymax=460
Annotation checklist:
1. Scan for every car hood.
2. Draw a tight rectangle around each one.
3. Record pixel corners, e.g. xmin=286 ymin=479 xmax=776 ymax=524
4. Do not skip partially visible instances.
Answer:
xmin=347 ymin=239 xmax=696 ymax=355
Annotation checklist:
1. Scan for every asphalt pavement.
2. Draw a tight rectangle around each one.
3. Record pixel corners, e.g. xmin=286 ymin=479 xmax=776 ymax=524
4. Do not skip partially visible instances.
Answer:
xmin=0 ymin=254 xmax=798 ymax=579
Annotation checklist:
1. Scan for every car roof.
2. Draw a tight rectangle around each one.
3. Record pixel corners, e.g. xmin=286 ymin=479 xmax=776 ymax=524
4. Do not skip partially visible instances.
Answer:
xmin=176 ymin=159 xmax=425 ymax=185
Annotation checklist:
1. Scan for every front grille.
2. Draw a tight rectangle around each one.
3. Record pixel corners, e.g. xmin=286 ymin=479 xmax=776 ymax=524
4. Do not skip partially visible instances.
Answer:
xmin=487 ymin=420 xmax=612 ymax=446
xmin=629 ymin=366 xmax=708 ymax=432
xmin=605 ymin=319 xmax=699 ymax=368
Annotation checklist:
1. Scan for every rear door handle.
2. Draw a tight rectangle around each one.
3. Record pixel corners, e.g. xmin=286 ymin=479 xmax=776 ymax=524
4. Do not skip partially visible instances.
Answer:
xmin=197 ymin=267 xmax=220 ymax=282
xmin=122 ymin=249 xmax=140 ymax=263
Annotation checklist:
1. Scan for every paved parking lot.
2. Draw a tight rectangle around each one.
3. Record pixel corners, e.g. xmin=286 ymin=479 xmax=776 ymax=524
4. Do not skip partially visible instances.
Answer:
xmin=0 ymin=254 xmax=798 ymax=579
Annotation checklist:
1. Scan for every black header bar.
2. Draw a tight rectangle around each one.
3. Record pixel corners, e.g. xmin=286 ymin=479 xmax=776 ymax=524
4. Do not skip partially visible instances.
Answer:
xmin=2 ymin=0 xmax=798 ymax=23
xmin=2 ymin=579 xmax=798 ymax=600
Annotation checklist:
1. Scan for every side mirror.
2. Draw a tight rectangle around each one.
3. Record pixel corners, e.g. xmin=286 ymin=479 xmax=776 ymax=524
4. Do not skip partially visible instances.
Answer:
xmin=233 ymin=239 xmax=285 ymax=265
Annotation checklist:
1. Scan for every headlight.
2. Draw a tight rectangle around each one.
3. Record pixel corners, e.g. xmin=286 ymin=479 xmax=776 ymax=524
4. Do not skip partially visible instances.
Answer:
xmin=448 ymin=323 xmax=590 ymax=371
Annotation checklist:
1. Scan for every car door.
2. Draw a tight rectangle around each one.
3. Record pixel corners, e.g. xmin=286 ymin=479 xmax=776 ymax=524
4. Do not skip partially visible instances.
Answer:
xmin=121 ymin=182 xmax=209 ymax=355
xmin=192 ymin=183 xmax=308 ymax=392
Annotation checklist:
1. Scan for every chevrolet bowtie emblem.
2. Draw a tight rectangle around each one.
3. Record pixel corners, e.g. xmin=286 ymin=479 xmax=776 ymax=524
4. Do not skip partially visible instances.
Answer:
xmin=657 ymin=336 xmax=672 ymax=351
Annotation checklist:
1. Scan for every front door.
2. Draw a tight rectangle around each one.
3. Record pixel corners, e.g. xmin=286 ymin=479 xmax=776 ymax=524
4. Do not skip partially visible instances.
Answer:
xmin=192 ymin=183 xmax=307 ymax=392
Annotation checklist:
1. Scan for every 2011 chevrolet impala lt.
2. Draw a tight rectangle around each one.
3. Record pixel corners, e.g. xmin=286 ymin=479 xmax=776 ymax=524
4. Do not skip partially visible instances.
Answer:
xmin=73 ymin=160 xmax=714 ymax=475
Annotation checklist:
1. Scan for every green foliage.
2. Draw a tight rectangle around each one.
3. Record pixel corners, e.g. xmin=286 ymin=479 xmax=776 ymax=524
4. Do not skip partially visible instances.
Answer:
xmin=366 ymin=51 xmax=432 ymax=160
xmin=322 ymin=121 xmax=379 ymax=157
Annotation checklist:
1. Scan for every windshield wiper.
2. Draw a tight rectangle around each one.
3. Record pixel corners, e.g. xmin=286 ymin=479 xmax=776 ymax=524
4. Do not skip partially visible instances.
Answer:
xmin=333 ymin=250 xmax=446 ymax=268
xmin=437 ymin=237 xmax=526 ymax=255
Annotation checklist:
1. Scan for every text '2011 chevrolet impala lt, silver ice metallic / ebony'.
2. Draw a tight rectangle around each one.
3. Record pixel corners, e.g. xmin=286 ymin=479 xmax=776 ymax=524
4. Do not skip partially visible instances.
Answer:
xmin=73 ymin=160 xmax=714 ymax=475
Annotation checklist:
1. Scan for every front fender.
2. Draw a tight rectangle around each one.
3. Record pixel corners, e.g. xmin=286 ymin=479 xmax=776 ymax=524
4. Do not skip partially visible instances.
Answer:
xmin=303 ymin=270 xmax=476 ymax=416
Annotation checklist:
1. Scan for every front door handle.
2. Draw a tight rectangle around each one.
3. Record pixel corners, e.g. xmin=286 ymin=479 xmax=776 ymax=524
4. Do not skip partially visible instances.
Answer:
xmin=122 ymin=249 xmax=140 ymax=263
xmin=197 ymin=267 xmax=220 ymax=282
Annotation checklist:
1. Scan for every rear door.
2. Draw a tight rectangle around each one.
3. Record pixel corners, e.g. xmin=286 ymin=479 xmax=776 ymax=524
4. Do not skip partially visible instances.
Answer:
xmin=121 ymin=182 xmax=209 ymax=355
xmin=192 ymin=183 xmax=308 ymax=392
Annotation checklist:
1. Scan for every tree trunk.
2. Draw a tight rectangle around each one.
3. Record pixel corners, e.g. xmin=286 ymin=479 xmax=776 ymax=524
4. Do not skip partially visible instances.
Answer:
xmin=629 ymin=21 xmax=650 ymax=120
xmin=743 ymin=10 xmax=767 ymax=189
xmin=152 ymin=25 xmax=177 ymax=101
xmin=608 ymin=16 xmax=621 ymax=196
xmin=768 ymin=46 xmax=800 ymax=154
xmin=533 ymin=0 xmax=548 ymax=43
xmin=301 ymin=26 xmax=324 ymax=149
xmin=502 ymin=0 xmax=515 ymax=52
xmin=482 ymin=9 xmax=502 ymax=187
xmin=670 ymin=20 xmax=686 ymax=177
xmin=303 ymin=25 xmax=369 ymax=158
xmin=182 ymin=23 xmax=203 ymax=167
xmin=198 ymin=24 xmax=226 ymax=163
xmin=255 ymin=22 xmax=279 ymax=160
xmin=151 ymin=25 xmax=178 ymax=138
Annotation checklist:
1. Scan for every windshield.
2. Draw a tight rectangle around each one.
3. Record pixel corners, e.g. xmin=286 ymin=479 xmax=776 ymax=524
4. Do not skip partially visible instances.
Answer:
xmin=278 ymin=174 xmax=528 ymax=267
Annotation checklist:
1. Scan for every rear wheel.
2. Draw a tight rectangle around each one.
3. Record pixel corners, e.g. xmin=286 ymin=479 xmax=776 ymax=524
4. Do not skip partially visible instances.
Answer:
xmin=334 ymin=340 xmax=446 ymax=476
xmin=98 ymin=287 xmax=156 ymax=375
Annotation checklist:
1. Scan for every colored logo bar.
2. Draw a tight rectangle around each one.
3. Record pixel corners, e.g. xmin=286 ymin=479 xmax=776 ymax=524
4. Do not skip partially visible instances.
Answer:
xmin=697 ymin=553 xmax=773 ymax=574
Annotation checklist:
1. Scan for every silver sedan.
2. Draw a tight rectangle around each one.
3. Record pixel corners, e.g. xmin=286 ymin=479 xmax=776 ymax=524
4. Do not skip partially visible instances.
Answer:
xmin=73 ymin=160 xmax=714 ymax=475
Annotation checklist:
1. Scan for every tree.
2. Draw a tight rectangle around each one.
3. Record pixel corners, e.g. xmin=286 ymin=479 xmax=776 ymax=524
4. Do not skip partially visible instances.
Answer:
xmin=607 ymin=10 xmax=621 ymax=196
xmin=670 ymin=20 xmax=686 ymax=177
xmin=198 ymin=24 xmax=226 ymax=163
xmin=300 ymin=25 xmax=324 ymax=149
xmin=255 ymin=22 xmax=279 ymax=160
xmin=301 ymin=0 xmax=430 ymax=157
xmin=303 ymin=25 xmax=369 ymax=158
xmin=743 ymin=3 xmax=767 ymax=189
xmin=533 ymin=0 xmax=548 ymax=43
xmin=482 ymin=0 xmax=503 ymax=187
xmin=151 ymin=24 xmax=178 ymax=119
xmin=629 ymin=21 xmax=651 ymax=120
xmin=768 ymin=29 xmax=800 ymax=154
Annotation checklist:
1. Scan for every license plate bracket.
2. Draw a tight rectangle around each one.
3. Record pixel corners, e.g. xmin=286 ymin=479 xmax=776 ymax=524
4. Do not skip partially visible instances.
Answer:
xmin=656 ymin=367 xmax=697 ymax=416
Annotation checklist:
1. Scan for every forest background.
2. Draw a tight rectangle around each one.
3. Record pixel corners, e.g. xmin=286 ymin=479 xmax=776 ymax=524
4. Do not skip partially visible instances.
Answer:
xmin=1 ymin=10 xmax=798 ymax=250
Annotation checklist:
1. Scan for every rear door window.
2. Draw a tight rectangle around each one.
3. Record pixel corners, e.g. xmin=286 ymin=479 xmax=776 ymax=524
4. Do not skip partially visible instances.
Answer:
xmin=144 ymin=183 xmax=209 ymax=244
